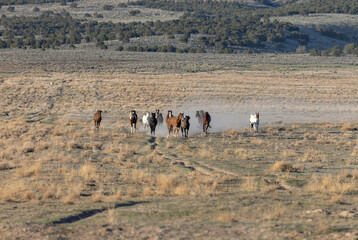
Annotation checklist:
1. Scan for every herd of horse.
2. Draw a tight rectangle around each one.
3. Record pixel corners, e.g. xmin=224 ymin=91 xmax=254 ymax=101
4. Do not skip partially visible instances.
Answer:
xmin=94 ymin=109 xmax=260 ymax=137
xmin=128 ymin=109 xmax=211 ymax=137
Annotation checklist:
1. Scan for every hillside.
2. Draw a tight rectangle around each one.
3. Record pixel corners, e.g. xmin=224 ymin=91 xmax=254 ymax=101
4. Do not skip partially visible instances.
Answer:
xmin=0 ymin=0 xmax=357 ymax=54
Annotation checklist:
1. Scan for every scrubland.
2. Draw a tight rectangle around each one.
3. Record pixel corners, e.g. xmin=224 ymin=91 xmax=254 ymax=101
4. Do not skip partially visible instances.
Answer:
xmin=0 ymin=51 xmax=358 ymax=239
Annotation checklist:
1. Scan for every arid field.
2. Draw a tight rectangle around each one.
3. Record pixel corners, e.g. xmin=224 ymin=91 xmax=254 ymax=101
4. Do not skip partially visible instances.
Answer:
xmin=1 ymin=50 xmax=358 ymax=239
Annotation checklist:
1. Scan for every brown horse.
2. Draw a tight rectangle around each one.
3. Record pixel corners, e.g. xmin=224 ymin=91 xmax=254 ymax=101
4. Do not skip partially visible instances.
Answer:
xmin=202 ymin=112 xmax=211 ymax=133
xmin=129 ymin=110 xmax=138 ymax=133
xmin=156 ymin=109 xmax=163 ymax=126
xmin=166 ymin=111 xmax=183 ymax=137
xmin=94 ymin=110 xmax=102 ymax=130
xmin=165 ymin=110 xmax=173 ymax=135
xmin=181 ymin=116 xmax=190 ymax=138
xmin=195 ymin=110 xmax=204 ymax=125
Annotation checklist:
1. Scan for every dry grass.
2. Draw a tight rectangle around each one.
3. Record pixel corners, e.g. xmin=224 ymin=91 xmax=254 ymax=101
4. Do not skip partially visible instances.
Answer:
xmin=306 ymin=175 xmax=358 ymax=194
xmin=262 ymin=204 xmax=287 ymax=220
xmin=341 ymin=122 xmax=357 ymax=132
xmin=241 ymin=177 xmax=259 ymax=192
xmin=234 ymin=148 xmax=250 ymax=160
xmin=298 ymin=150 xmax=326 ymax=162
xmin=79 ymin=164 xmax=98 ymax=182
xmin=270 ymin=161 xmax=293 ymax=172
xmin=1 ymin=58 xmax=358 ymax=238
xmin=16 ymin=160 xmax=42 ymax=177
xmin=62 ymin=183 xmax=83 ymax=204
xmin=0 ymin=162 xmax=12 ymax=170
xmin=215 ymin=211 xmax=236 ymax=222
xmin=281 ymin=150 xmax=297 ymax=158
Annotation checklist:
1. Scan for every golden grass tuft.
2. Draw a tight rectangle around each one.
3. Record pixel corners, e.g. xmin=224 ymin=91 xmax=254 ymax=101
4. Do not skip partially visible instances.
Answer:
xmin=340 ymin=122 xmax=357 ymax=132
xmin=142 ymin=186 xmax=153 ymax=197
xmin=62 ymin=183 xmax=83 ymax=204
xmin=127 ymin=186 xmax=139 ymax=197
xmin=79 ymin=164 xmax=98 ymax=182
xmin=262 ymin=204 xmax=287 ymax=220
xmin=156 ymin=174 xmax=181 ymax=195
xmin=0 ymin=180 xmax=31 ymax=202
xmin=234 ymin=148 xmax=250 ymax=160
xmin=306 ymin=174 xmax=358 ymax=194
xmin=215 ymin=211 xmax=236 ymax=222
xmin=173 ymin=184 xmax=190 ymax=196
xmin=241 ymin=177 xmax=259 ymax=192
xmin=91 ymin=190 xmax=103 ymax=203
xmin=35 ymin=141 xmax=50 ymax=151
xmin=270 ymin=161 xmax=293 ymax=172
xmin=21 ymin=141 xmax=35 ymax=153
xmin=304 ymin=133 xmax=318 ymax=140
xmin=119 ymin=144 xmax=135 ymax=154
xmin=176 ymin=144 xmax=190 ymax=152
xmin=298 ymin=150 xmax=326 ymax=162
xmin=271 ymin=161 xmax=304 ymax=172
xmin=0 ymin=162 xmax=12 ymax=170
xmin=281 ymin=150 xmax=297 ymax=158
xmin=224 ymin=149 xmax=234 ymax=155
xmin=16 ymin=160 xmax=42 ymax=177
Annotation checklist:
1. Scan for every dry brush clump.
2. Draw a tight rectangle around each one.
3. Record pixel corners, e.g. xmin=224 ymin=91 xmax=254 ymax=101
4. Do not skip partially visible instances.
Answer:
xmin=234 ymin=148 xmax=250 ymax=160
xmin=15 ymin=160 xmax=43 ymax=178
xmin=61 ymin=181 xmax=85 ymax=205
xmin=281 ymin=150 xmax=297 ymax=158
xmin=262 ymin=203 xmax=287 ymax=220
xmin=270 ymin=161 xmax=304 ymax=172
xmin=340 ymin=122 xmax=358 ymax=132
xmin=241 ymin=176 xmax=259 ymax=192
xmin=78 ymin=164 xmax=98 ymax=182
xmin=215 ymin=211 xmax=236 ymax=223
xmin=298 ymin=150 xmax=326 ymax=162
xmin=306 ymin=174 xmax=358 ymax=195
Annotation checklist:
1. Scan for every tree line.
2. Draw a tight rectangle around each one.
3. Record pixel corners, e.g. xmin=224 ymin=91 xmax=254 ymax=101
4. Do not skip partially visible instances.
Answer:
xmin=0 ymin=0 xmax=76 ymax=6
xmin=0 ymin=0 xmax=357 ymax=53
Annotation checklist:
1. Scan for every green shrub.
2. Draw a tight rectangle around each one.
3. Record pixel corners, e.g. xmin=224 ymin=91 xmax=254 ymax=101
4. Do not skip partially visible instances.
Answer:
xmin=103 ymin=5 xmax=114 ymax=11
xmin=309 ymin=49 xmax=321 ymax=56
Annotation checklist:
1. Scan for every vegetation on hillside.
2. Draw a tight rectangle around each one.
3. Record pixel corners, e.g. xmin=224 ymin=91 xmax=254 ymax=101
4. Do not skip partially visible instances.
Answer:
xmin=0 ymin=0 xmax=357 ymax=53
xmin=0 ymin=0 xmax=76 ymax=6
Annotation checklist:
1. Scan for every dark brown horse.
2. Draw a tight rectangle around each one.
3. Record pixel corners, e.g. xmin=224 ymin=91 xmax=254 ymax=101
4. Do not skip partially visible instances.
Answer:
xmin=130 ymin=110 xmax=138 ymax=133
xmin=156 ymin=109 xmax=163 ymax=126
xmin=181 ymin=116 xmax=190 ymax=138
xmin=202 ymin=112 xmax=211 ymax=133
xmin=149 ymin=113 xmax=157 ymax=136
xmin=94 ymin=110 xmax=102 ymax=130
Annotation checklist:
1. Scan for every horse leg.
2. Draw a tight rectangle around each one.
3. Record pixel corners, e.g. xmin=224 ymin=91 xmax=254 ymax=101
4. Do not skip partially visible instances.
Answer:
xmin=167 ymin=126 xmax=171 ymax=138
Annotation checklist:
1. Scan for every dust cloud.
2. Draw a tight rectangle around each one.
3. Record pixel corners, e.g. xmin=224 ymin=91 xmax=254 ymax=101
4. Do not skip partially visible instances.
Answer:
xmin=139 ymin=102 xmax=358 ymax=137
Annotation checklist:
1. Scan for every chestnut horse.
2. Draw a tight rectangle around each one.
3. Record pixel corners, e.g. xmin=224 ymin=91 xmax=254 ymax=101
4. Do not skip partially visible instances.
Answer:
xmin=129 ymin=110 xmax=138 ymax=133
xmin=165 ymin=110 xmax=173 ymax=136
xmin=202 ymin=112 xmax=211 ymax=133
xmin=94 ymin=110 xmax=102 ymax=130
xmin=166 ymin=111 xmax=183 ymax=137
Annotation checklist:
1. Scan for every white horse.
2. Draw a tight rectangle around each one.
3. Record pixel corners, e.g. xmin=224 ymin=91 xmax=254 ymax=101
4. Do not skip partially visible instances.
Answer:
xmin=249 ymin=113 xmax=260 ymax=132
xmin=142 ymin=112 xmax=150 ymax=130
